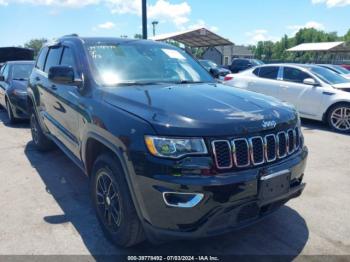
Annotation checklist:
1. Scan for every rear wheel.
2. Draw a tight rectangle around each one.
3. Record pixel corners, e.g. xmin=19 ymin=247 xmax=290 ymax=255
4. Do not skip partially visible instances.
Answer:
xmin=30 ymin=111 xmax=54 ymax=151
xmin=327 ymin=103 xmax=350 ymax=133
xmin=91 ymin=153 xmax=145 ymax=247
xmin=6 ymin=100 xmax=17 ymax=124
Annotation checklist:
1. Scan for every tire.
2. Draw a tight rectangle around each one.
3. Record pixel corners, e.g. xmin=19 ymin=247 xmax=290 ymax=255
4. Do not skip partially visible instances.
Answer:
xmin=91 ymin=153 xmax=145 ymax=247
xmin=327 ymin=103 xmax=350 ymax=134
xmin=6 ymin=100 xmax=17 ymax=124
xmin=30 ymin=111 xmax=55 ymax=151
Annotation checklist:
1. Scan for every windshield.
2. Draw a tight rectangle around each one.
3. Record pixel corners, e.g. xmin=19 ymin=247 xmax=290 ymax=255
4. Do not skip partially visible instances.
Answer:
xmin=309 ymin=66 xmax=350 ymax=85
xmin=11 ymin=64 xmax=34 ymax=80
xmin=331 ymin=65 xmax=350 ymax=74
xmin=253 ymin=59 xmax=264 ymax=66
xmin=86 ymin=42 xmax=214 ymax=86
xmin=199 ymin=60 xmax=218 ymax=70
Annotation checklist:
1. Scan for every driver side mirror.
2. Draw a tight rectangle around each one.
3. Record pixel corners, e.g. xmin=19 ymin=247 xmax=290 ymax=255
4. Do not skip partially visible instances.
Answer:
xmin=209 ymin=68 xmax=220 ymax=78
xmin=0 ymin=75 xmax=5 ymax=82
xmin=303 ymin=78 xmax=318 ymax=86
xmin=48 ymin=66 xmax=81 ymax=87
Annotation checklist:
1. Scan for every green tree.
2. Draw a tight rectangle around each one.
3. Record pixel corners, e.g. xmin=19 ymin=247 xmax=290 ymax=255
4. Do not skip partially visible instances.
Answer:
xmin=24 ymin=38 xmax=48 ymax=57
xmin=134 ymin=34 xmax=142 ymax=39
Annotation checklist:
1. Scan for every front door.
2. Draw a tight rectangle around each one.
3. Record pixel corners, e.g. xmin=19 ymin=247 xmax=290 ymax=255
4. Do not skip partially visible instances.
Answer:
xmin=280 ymin=66 xmax=324 ymax=118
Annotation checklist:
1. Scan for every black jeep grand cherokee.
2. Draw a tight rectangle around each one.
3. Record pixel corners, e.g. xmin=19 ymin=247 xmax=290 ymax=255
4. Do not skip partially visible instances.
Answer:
xmin=28 ymin=36 xmax=308 ymax=247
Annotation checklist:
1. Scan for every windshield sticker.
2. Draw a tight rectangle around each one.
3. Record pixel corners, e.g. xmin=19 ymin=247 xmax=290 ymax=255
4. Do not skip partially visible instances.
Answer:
xmin=162 ymin=49 xmax=186 ymax=60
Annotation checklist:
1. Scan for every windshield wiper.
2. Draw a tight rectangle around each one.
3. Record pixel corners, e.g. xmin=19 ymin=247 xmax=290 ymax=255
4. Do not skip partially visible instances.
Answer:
xmin=13 ymin=78 xmax=27 ymax=81
xmin=175 ymin=80 xmax=206 ymax=84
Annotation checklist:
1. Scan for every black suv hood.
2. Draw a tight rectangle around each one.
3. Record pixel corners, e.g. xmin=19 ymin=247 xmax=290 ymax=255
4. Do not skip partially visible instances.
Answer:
xmin=103 ymin=83 xmax=297 ymax=136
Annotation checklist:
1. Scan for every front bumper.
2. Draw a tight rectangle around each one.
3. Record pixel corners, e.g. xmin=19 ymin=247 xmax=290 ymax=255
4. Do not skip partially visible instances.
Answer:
xmin=132 ymin=146 xmax=308 ymax=243
xmin=8 ymin=94 xmax=29 ymax=119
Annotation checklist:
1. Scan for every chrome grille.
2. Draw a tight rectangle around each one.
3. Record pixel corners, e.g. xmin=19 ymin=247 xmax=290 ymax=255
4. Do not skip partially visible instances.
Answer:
xmin=211 ymin=140 xmax=233 ymax=169
xmin=264 ymin=134 xmax=277 ymax=162
xmin=249 ymin=137 xmax=264 ymax=165
xmin=277 ymin=132 xmax=287 ymax=158
xmin=232 ymin=139 xmax=250 ymax=167
xmin=212 ymin=127 xmax=302 ymax=170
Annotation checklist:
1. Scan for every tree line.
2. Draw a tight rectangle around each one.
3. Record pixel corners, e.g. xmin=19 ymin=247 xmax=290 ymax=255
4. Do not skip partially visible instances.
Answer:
xmin=249 ymin=28 xmax=350 ymax=63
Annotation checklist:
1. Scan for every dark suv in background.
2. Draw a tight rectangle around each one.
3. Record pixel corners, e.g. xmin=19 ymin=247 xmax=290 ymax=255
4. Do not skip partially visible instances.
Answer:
xmin=226 ymin=58 xmax=264 ymax=73
xmin=28 ymin=35 xmax=308 ymax=247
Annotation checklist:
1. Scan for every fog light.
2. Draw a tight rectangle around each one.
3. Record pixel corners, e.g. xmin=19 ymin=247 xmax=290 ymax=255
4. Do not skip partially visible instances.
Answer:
xmin=162 ymin=192 xmax=204 ymax=208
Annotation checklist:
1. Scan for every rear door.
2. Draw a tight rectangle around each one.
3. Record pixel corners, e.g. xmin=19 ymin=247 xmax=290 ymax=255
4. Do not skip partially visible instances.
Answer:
xmin=280 ymin=66 xmax=324 ymax=117
xmin=247 ymin=66 xmax=281 ymax=98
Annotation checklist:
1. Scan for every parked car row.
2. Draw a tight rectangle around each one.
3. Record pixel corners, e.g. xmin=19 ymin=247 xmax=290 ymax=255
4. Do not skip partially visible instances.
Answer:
xmin=0 ymin=36 xmax=308 ymax=248
xmin=224 ymin=63 xmax=350 ymax=133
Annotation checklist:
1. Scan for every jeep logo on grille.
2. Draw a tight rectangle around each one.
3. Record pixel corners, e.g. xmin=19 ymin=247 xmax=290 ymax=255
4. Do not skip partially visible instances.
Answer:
xmin=262 ymin=120 xmax=277 ymax=129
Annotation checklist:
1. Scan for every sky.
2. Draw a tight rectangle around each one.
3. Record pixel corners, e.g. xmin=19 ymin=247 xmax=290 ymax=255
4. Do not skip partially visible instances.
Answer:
xmin=0 ymin=0 xmax=349 ymax=47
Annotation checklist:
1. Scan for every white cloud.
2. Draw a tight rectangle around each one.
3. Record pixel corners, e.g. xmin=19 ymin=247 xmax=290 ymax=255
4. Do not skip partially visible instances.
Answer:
xmin=287 ymin=21 xmax=325 ymax=35
xmin=312 ymin=0 xmax=350 ymax=7
xmin=245 ymin=29 xmax=278 ymax=44
xmin=0 ymin=0 xmax=193 ymax=28
xmin=186 ymin=19 xmax=219 ymax=32
xmin=0 ymin=0 xmax=100 ymax=7
xmin=94 ymin=21 xmax=116 ymax=30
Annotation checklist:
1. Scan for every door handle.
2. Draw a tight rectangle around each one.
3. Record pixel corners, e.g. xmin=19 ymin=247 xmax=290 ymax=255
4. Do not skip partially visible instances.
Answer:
xmin=50 ymin=85 xmax=57 ymax=91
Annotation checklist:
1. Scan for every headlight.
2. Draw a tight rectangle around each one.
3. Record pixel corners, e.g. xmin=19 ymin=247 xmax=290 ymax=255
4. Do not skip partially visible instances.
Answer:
xmin=13 ymin=89 xmax=27 ymax=96
xmin=145 ymin=136 xmax=208 ymax=159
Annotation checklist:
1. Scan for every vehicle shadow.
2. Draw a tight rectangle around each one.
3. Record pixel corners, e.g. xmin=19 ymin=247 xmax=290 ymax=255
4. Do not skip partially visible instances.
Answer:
xmin=0 ymin=109 xmax=29 ymax=129
xmin=24 ymin=142 xmax=309 ymax=258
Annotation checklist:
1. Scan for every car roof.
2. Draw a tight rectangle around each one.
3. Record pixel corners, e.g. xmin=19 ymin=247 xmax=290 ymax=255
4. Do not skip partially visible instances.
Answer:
xmin=5 ymin=60 xmax=35 ymax=65
xmin=55 ymin=35 xmax=166 ymax=47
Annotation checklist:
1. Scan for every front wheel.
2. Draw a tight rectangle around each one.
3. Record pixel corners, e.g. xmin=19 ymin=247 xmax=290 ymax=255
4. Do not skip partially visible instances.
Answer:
xmin=327 ymin=103 xmax=350 ymax=133
xmin=6 ymin=100 xmax=17 ymax=124
xmin=91 ymin=154 xmax=145 ymax=247
xmin=30 ymin=112 xmax=54 ymax=151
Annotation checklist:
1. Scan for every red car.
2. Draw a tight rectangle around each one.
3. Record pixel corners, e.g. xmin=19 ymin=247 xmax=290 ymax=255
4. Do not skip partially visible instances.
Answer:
xmin=341 ymin=64 xmax=350 ymax=70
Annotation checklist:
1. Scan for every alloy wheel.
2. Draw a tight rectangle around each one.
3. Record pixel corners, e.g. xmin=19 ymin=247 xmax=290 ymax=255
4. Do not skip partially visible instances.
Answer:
xmin=96 ymin=171 xmax=122 ymax=231
xmin=330 ymin=107 xmax=350 ymax=132
xmin=30 ymin=114 xmax=39 ymax=145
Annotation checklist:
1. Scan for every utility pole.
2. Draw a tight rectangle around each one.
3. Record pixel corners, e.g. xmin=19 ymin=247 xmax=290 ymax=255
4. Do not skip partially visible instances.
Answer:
xmin=142 ymin=0 xmax=147 ymax=39
xmin=152 ymin=21 xmax=159 ymax=37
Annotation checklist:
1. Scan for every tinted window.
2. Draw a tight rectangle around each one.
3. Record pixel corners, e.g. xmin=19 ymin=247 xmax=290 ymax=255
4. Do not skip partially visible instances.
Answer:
xmin=44 ymin=47 xmax=63 ymax=73
xmin=11 ymin=64 xmax=34 ymax=80
xmin=253 ymin=68 xmax=260 ymax=76
xmin=283 ymin=67 xmax=311 ymax=83
xmin=258 ymin=66 xmax=279 ymax=80
xmin=1 ymin=65 xmax=10 ymax=80
xmin=60 ymin=47 xmax=77 ymax=75
xmin=36 ymin=47 xmax=48 ymax=71
xmin=61 ymin=47 xmax=76 ymax=68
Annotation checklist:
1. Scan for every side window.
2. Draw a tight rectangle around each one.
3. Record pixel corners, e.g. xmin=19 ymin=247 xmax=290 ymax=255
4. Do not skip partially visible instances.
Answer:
xmin=252 ymin=68 xmax=260 ymax=76
xmin=258 ymin=66 xmax=279 ymax=80
xmin=283 ymin=67 xmax=311 ymax=84
xmin=44 ymin=47 xmax=63 ymax=73
xmin=36 ymin=47 xmax=49 ymax=71
xmin=60 ymin=47 xmax=77 ymax=75
xmin=1 ymin=65 xmax=10 ymax=80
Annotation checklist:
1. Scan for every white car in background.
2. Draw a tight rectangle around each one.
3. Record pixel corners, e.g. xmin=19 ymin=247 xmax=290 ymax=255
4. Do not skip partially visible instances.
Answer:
xmin=224 ymin=64 xmax=350 ymax=133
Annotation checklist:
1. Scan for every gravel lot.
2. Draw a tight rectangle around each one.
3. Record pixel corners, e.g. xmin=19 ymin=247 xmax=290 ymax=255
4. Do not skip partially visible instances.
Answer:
xmin=0 ymin=108 xmax=349 ymax=259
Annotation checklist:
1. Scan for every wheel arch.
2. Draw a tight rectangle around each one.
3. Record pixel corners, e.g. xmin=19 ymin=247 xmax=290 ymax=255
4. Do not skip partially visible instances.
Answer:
xmin=82 ymin=132 xmax=147 ymax=225
xmin=322 ymin=100 xmax=350 ymax=122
